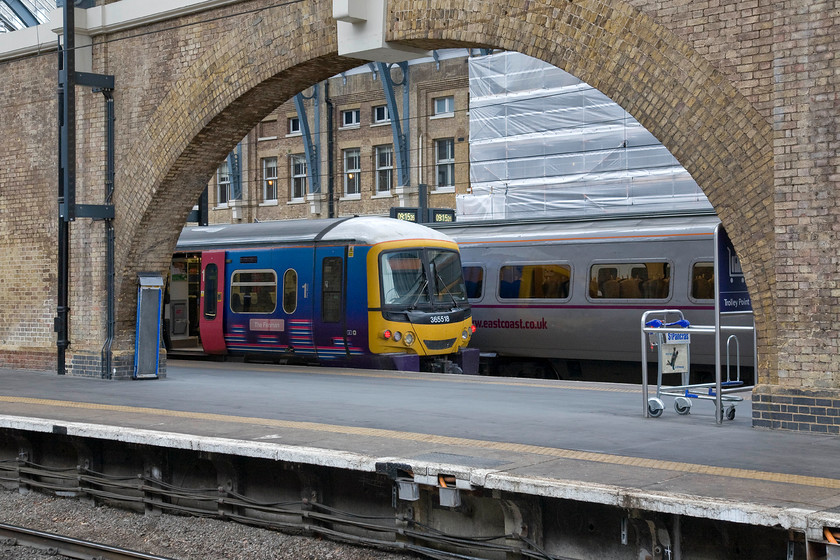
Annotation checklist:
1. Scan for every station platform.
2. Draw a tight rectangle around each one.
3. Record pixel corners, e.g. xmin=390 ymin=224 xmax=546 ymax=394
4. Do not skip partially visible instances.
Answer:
xmin=1 ymin=361 xmax=840 ymax=554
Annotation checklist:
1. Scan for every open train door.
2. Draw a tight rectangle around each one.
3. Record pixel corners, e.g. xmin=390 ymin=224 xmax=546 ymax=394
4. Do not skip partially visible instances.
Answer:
xmin=313 ymin=246 xmax=348 ymax=361
xmin=199 ymin=250 xmax=227 ymax=355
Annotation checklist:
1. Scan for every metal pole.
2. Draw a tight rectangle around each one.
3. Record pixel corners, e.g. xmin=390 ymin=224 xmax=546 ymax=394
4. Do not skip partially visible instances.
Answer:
xmin=325 ymin=81 xmax=335 ymax=218
xmin=714 ymin=225 xmax=722 ymax=424
xmin=418 ymin=183 xmax=428 ymax=223
xmin=641 ymin=312 xmax=650 ymax=417
xmin=56 ymin=3 xmax=76 ymax=375
xmin=101 ymin=90 xmax=115 ymax=379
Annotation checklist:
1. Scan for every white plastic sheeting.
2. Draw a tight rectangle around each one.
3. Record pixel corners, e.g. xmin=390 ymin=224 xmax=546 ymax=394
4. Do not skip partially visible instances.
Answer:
xmin=460 ymin=52 xmax=712 ymax=220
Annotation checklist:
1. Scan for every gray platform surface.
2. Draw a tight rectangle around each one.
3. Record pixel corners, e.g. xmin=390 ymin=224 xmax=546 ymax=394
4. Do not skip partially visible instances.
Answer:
xmin=1 ymin=361 xmax=839 ymax=536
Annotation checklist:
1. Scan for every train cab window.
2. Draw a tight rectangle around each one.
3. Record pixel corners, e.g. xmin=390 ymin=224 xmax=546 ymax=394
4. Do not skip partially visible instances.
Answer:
xmin=691 ymin=262 xmax=715 ymax=300
xmin=499 ymin=264 xmax=571 ymax=299
xmin=380 ymin=250 xmax=428 ymax=306
xmin=463 ymin=266 xmax=484 ymax=299
xmin=230 ymin=270 xmax=277 ymax=314
xmin=589 ymin=262 xmax=670 ymax=299
xmin=204 ymin=264 xmax=218 ymax=319
xmin=322 ymin=257 xmax=343 ymax=322
xmin=429 ymin=249 xmax=468 ymax=304
xmin=283 ymin=269 xmax=298 ymax=314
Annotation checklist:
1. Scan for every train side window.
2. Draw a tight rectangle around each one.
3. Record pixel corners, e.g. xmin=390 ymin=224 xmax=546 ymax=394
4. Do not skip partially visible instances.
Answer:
xmin=691 ymin=262 xmax=714 ymax=300
xmin=322 ymin=257 xmax=343 ymax=322
xmin=463 ymin=266 xmax=484 ymax=299
xmin=589 ymin=262 xmax=670 ymax=299
xmin=204 ymin=264 xmax=218 ymax=319
xmin=499 ymin=264 xmax=571 ymax=299
xmin=230 ymin=270 xmax=277 ymax=314
xmin=283 ymin=269 xmax=298 ymax=314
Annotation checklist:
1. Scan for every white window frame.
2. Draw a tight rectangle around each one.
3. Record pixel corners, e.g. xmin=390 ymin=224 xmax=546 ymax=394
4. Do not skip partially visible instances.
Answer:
xmin=288 ymin=116 xmax=301 ymax=136
xmin=262 ymin=157 xmax=277 ymax=202
xmin=341 ymin=109 xmax=361 ymax=128
xmin=343 ymin=148 xmax=361 ymax=198
xmin=373 ymin=105 xmax=390 ymax=124
xmin=433 ymin=95 xmax=455 ymax=118
xmin=216 ymin=160 xmax=230 ymax=207
xmin=434 ymin=138 xmax=455 ymax=191
xmin=375 ymin=145 xmax=393 ymax=195
xmin=289 ymin=154 xmax=307 ymax=201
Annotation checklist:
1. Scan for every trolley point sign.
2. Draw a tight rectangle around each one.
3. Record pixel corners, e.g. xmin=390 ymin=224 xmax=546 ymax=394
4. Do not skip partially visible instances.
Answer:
xmin=716 ymin=225 xmax=752 ymax=314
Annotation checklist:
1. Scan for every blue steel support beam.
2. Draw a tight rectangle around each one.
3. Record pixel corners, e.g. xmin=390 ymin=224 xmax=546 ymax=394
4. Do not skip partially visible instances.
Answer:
xmin=226 ymin=143 xmax=242 ymax=201
xmin=5 ymin=0 xmax=38 ymax=27
xmin=375 ymin=62 xmax=409 ymax=188
xmin=294 ymin=84 xmax=321 ymax=195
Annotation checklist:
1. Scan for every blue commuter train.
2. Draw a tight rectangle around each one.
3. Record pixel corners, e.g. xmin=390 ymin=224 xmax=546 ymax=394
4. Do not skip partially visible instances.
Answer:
xmin=165 ymin=216 xmax=477 ymax=373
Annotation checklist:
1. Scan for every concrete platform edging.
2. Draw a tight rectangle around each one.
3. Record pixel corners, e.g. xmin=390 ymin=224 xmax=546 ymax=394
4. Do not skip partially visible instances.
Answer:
xmin=2 ymin=414 xmax=837 ymax=540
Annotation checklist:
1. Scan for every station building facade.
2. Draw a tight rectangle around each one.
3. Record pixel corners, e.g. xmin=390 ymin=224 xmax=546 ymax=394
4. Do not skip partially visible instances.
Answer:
xmin=204 ymin=51 xmax=471 ymax=224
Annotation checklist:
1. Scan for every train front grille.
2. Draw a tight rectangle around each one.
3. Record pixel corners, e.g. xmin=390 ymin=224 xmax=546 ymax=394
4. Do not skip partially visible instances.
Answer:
xmin=424 ymin=338 xmax=456 ymax=350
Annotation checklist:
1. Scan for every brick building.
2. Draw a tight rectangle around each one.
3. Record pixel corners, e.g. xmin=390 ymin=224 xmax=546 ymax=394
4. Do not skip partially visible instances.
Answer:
xmin=205 ymin=50 xmax=471 ymax=224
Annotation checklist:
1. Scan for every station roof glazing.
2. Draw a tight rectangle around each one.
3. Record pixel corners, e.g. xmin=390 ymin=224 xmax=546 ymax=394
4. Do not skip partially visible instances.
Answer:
xmin=0 ymin=0 xmax=52 ymax=33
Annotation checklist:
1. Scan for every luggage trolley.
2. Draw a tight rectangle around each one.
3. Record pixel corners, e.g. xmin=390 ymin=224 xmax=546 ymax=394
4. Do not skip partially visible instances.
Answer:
xmin=641 ymin=310 xmax=745 ymax=422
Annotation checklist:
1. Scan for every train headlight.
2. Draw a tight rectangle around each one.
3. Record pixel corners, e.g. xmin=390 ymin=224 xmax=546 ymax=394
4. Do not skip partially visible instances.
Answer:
xmin=404 ymin=332 xmax=415 ymax=346
xmin=393 ymin=331 xmax=402 ymax=342
xmin=462 ymin=328 xmax=470 ymax=340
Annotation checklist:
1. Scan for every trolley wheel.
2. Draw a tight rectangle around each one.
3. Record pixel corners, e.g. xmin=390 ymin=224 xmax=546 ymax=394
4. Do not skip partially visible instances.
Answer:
xmin=725 ymin=405 xmax=736 ymax=421
xmin=648 ymin=398 xmax=665 ymax=418
xmin=674 ymin=397 xmax=692 ymax=415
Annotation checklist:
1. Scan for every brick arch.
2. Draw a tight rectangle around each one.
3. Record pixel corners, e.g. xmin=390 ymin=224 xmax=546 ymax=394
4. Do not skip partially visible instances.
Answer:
xmin=118 ymin=0 xmax=775 ymax=377
xmin=114 ymin=3 xmax=358 ymax=344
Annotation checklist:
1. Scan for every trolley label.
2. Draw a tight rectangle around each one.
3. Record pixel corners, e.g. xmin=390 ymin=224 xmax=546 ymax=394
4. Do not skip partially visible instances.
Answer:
xmin=665 ymin=332 xmax=690 ymax=344
xmin=660 ymin=343 xmax=689 ymax=374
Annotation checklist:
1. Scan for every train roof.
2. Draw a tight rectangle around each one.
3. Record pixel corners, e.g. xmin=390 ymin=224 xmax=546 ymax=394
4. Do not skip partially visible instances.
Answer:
xmin=431 ymin=210 xmax=721 ymax=246
xmin=175 ymin=216 xmax=455 ymax=252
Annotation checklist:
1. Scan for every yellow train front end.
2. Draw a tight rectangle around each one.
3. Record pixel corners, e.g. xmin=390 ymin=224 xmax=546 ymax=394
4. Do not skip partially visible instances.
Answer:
xmin=366 ymin=238 xmax=477 ymax=373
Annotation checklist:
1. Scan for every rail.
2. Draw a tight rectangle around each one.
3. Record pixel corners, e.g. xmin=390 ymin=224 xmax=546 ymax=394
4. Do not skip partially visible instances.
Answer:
xmin=0 ymin=522 xmax=176 ymax=560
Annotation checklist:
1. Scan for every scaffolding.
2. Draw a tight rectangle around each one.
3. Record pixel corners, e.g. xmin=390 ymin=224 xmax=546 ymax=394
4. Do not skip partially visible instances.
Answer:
xmin=461 ymin=51 xmax=712 ymax=221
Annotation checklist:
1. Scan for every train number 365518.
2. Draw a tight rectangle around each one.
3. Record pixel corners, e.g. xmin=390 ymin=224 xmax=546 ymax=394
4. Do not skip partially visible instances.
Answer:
xmin=430 ymin=315 xmax=450 ymax=324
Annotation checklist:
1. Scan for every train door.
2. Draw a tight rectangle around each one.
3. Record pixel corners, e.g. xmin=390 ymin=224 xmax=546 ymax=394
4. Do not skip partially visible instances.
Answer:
xmin=278 ymin=249 xmax=316 ymax=358
xmin=199 ymin=250 xmax=227 ymax=354
xmin=313 ymin=246 xmax=348 ymax=361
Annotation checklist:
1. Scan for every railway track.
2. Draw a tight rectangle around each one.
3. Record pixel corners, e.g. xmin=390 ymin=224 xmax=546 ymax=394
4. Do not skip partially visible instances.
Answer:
xmin=0 ymin=522 xmax=175 ymax=560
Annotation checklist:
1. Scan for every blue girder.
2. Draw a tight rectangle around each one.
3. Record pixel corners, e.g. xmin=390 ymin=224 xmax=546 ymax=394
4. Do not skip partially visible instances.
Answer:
xmin=4 ymin=0 xmax=38 ymax=27
xmin=375 ymin=61 xmax=410 ymax=188
xmin=226 ymin=143 xmax=242 ymax=201
xmin=294 ymin=84 xmax=321 ymax=195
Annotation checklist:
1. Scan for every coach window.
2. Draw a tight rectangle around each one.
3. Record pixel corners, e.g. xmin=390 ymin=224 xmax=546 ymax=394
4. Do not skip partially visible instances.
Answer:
xmin=691 ymin=262 xmax=714 ymax=300
xmin=589 ymin=262 xmax=671 ymax=299
xmin=230 ymin=270 xmax=276 ymax=313
xmin=463 ymin=266 xmax=484 ymax=299
xmin=322 ymin=257 xmax=343 ymax=322
xmin=204 ymin=264 xmax=218 ymax=319
xmin=283 ymin=269 xmax=298 ymax=314
xmin=499 ymin=264 xmax=571 ymax=299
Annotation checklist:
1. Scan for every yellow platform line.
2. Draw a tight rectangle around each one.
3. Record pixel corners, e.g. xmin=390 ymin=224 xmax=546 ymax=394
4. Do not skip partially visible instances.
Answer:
xmin=0 ymin=395 xmax=831 ymax=489
xmin=189 ymin=361 xmax=642 ymax=393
